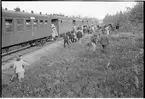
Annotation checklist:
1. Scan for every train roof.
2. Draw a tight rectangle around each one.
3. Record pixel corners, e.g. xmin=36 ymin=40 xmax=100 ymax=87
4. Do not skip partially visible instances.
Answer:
xmin=2 ymin=9 xmax=90 ymax=22
xmin=50 ymin=15 xmax=83 ymax=21
xmin=50 ymin=15 xmax=73 ymax=20
xmin=2 ymin=9 xmax=50 ymax=19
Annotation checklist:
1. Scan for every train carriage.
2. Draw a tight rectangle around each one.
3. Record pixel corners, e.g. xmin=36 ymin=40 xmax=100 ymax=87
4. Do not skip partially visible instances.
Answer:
xmin=2 ymin=9 xmax=99 ymax=54
xmin=2 ymin=9 xmax=52 ymax=52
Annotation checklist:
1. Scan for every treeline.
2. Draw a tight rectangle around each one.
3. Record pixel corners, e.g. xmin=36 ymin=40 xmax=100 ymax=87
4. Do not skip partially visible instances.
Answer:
xmin=103 ymin=2 xmax=144 ymax=34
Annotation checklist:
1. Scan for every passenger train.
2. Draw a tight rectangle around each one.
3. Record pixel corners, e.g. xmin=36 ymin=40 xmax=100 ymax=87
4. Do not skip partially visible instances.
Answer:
xmin=2 ymin=9 xmax=96 ymax=54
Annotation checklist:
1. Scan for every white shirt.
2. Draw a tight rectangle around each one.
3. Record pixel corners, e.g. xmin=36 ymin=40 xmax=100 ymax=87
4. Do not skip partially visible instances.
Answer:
xmin=12 ymin=60 xmax=29 ymax=73
xmin=51 ymin=24 xmax=56 ymax=29
xmin=73 ymin=26 xmax=77 ymax=32
xmin=105 ymin=26 xmax=110 ymax=35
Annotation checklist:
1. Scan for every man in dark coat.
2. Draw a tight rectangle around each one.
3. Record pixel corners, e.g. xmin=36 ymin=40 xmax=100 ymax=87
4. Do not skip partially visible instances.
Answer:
xmin=76 ymin=29 xmax=83 ymax=40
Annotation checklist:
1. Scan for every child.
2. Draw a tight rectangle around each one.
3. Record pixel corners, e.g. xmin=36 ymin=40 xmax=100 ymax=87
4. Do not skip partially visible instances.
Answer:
xmin=10 ymin=55 xmax=30 ymax=82
xmin=100 ymin=28 xmax=109 ymax=53
xmin=63 ymin=33 xmax=70 ymax=48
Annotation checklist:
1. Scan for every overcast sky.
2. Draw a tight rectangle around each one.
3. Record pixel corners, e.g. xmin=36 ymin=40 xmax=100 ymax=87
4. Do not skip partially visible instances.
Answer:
xmin=2 ymin=1 xmax=137 ymax=20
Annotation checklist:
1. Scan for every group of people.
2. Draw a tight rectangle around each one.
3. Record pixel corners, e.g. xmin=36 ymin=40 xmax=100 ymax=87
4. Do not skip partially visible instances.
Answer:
xmin=9 ymin=23 xmax=111 ymax=83
xmin=62 ymin=25 xmax=85 ymax=48
xmin=82 ymin=24 xmax=109 ymax=53
xmin=62 ymin=23 xmax=110 ymax=54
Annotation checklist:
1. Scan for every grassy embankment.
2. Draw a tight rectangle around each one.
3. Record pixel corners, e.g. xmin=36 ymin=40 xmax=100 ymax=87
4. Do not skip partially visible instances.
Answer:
xmin=2 ymin=32 xmax=144 ymax=98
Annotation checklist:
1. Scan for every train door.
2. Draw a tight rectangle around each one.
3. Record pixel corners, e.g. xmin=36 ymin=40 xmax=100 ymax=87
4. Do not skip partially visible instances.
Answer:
xmin=32 ymin=17 xmax=38 ymax=39
xmin=51 ymin=19 xmax=59 ymax=35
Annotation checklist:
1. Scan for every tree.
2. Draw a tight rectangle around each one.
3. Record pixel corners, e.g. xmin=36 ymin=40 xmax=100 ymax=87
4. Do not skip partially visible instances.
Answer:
xmin=103 ymin=2 xmax=143 ymax=33
xmin=129 ymin=2 xmax=144 ymax=25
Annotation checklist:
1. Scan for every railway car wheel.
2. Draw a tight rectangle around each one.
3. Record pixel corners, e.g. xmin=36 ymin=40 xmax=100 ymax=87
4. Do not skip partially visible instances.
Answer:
xmin=35 ymin=41 xmax=40 ymax=46
xmin=5 ymin=48 xmax=9 ymax=53
xmin=29 ymin=42 xmax=34 ymax=47
xmin=46 ymin=38 xmax=50 ymax=42
xmin=40 ymin=39 xmax=46 ymax=46
xmin=2 ymin=49 xmax=6 ymax=54
xmin=46 ymin=36 xmax=52 ymax=42
xmin=21 ymin=43 xmax=27 ymax=47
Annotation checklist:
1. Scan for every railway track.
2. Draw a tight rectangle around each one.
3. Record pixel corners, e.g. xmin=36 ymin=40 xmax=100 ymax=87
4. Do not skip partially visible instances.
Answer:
xmin=2 ymin=37 xmax=62 ymax=63
xmin=2 ymin=45 xmax=32 ymax=57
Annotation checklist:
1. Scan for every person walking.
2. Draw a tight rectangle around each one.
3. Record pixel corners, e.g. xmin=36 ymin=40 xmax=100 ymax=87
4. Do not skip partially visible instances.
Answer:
xmin=10 ymin=55 xmax=30 ymax=82
xmin=63 ymin=33 xmax=70 ymax=48
xmin=100 ymin=28 xmax=109 ymax=53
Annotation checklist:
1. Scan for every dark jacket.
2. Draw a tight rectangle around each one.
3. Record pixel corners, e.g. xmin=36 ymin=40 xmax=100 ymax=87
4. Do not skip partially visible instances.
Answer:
xmin=100 ymin=35 xmax=109 ymax=45
xmin=63 ymin=34 xmax=69 ymax=41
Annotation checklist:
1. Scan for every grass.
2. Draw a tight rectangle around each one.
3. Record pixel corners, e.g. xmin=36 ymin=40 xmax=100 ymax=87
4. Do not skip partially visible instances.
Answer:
xmin=2 ymin=32 xmax=144 ymax=98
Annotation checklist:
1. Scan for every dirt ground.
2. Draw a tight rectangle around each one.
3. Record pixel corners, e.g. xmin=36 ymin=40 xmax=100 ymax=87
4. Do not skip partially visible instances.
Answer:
xmin=2 ymin=32 xmax=144 ymax=98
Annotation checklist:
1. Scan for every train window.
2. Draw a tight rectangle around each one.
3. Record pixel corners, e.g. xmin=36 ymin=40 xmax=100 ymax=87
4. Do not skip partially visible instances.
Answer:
xmin=40 ymin=20 xmax=44 ymax=24
xmin=33 ymin=20 xmax=38 ymax=25
xmin=5 ymin=19 xmax=13 ymax=32
xmin=45 ymin=20 xmax=48 ymax=24
xmin=25 ymin=19 xmax=32 ymax=30
xmin=16 ymin=19 xmax=24 ymax=31
xmin=33 ymin=20 xmax=38 ymax=28
xmin=26 ymin=20 xmax=31 ymax=25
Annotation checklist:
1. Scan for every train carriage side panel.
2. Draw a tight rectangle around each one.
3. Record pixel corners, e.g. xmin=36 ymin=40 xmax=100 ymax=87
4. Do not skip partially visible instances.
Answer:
xmin=15 ymin=17 xmax=34 ymax=45
xmin=74 ymin=19 xmax=82 ymax=27
xmin=32 ymin=16 xmax=52 ymax=40
xmin=59 ymin=18 xmax=73 ymax=34
xmin=57 ymin=19 xmax=63 ymax=34
xmin=58 ymin=19 xmax=63 ymax=34
xmin=67 ymin=19 xmax=74 ymax=32
xmin=61 ymin=19 xmax=67 ymax=34
xmin=2 ymin=10 xmax=52 ymax=48
xmin=77 ymin=19 xmax=82 ymax=27
xmin=32 ymin=17 xmax=39 ymax=40
xmin=2 ymin=10 xmax=34 ymax=47
xmin=36 ymin=16 xmax=52 ymax=39
xmin=2 ymin=17 xmax=18 ymax=48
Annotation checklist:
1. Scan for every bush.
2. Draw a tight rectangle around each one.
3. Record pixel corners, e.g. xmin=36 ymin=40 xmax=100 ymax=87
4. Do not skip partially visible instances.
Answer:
xmin=103 ymin=2 xmax=144 ymax=34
